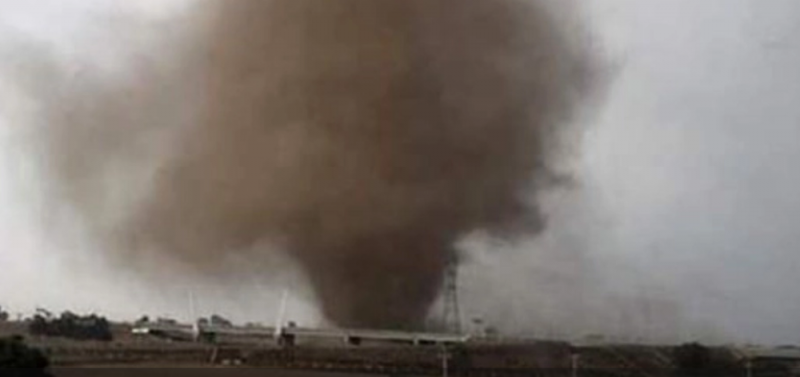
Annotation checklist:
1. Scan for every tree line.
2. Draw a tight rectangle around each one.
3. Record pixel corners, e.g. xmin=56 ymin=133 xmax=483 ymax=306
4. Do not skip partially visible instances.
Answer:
xmin=28 ymin=311 xmax=113 ymax=342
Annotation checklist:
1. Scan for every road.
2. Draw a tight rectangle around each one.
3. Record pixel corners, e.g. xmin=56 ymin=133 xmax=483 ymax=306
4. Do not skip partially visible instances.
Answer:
xmin=54 ymin=367 xmax=386 ymax=377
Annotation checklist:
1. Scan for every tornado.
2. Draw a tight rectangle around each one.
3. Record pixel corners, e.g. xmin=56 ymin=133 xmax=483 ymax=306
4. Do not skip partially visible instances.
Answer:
xmin=20 ymin=0 xmax=595 ymax=329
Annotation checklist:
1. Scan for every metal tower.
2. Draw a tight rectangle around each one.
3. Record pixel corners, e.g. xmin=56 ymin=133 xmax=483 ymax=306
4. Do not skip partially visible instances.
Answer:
xmin=441 ymin=255 xmax=462 ymax=334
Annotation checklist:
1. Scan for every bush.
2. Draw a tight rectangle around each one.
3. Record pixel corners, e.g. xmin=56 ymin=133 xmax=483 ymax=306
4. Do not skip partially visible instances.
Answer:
xmin=674 ymin=342 xmax=712 ymax=370
xmin=0 ymin=305 xmax=9 ymax=322
xmin=0 ymin=335 xmax=52 ymax=376
xmin=28 ymin=312 xmax=113 ymax=342
xmin=672 ymin=342 xmax=736 ymax=377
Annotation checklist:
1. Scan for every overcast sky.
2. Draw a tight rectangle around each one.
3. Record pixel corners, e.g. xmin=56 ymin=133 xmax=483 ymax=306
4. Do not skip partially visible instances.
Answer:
xmin=1 ymin=1 xmax=799 ymax=344
xmin=583 ymin=0 xmax=800 ymax=344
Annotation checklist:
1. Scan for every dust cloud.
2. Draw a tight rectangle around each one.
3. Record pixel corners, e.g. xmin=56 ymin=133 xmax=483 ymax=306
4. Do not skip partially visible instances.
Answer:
xmin=12 ymin=0 xmax=595 ymax=330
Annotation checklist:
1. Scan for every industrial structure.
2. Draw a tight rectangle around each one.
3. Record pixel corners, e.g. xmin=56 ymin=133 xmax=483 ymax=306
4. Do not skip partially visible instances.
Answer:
xmin=440 ymin=253 xmax=462 ymax=334
xmin=131 ymin=320 xmax=469 ymax=347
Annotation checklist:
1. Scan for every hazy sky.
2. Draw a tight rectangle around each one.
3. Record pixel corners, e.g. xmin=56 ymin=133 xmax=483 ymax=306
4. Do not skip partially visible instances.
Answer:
xmin=583 ymin=0 xmax=800 ymax=343
xmin=1 ymin=1 xmax=799 ymax=344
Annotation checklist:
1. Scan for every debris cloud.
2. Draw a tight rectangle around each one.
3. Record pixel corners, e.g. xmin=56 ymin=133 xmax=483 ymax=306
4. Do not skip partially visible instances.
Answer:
xmin=19 ymin=0 xmax=595 ymax=329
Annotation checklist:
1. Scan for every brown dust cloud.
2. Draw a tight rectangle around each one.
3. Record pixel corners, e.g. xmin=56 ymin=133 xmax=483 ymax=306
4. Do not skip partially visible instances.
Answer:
xmin=17 ymin=0 xmax=596 ymax=330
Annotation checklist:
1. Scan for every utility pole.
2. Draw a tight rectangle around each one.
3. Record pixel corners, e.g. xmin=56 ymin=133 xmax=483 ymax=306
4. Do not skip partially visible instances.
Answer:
xmin=746 ymin=359 xmax=753 ymax=377
xmin=441 ymin=345 xmax=450 ymax=377
xmin=188 ymin=290 xmax=200 ymax=341
xmin=571 ymin=353 xmax=580 ymax=377
xmin=188 ymin=291 xmax=196 ymax=322
xmin=274 ymin=290 xmax=289 ymax=346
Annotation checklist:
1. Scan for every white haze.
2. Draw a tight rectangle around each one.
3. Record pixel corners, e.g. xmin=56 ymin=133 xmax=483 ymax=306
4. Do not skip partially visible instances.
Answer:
xmin=1 ymin=0 xmax=800 ymax=344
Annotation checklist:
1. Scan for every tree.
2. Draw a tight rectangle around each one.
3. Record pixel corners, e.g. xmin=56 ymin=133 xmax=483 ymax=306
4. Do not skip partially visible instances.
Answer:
xmin=0 ymin=335 xmax=53 ymax=376
xmin=135 ymin=315 xmax=150 ymax=325
xmin=674 ymin=342 xmax=712 ymax=370
xmin=210 ymin=314 xmax=233 ymax=327
xmin=34 ymin=308 xmax=52 ymax=320
xmin=28 ymin=315 xmax=49 ymax=337
xmin=0 ymin=306 xmax=9 ymax=322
